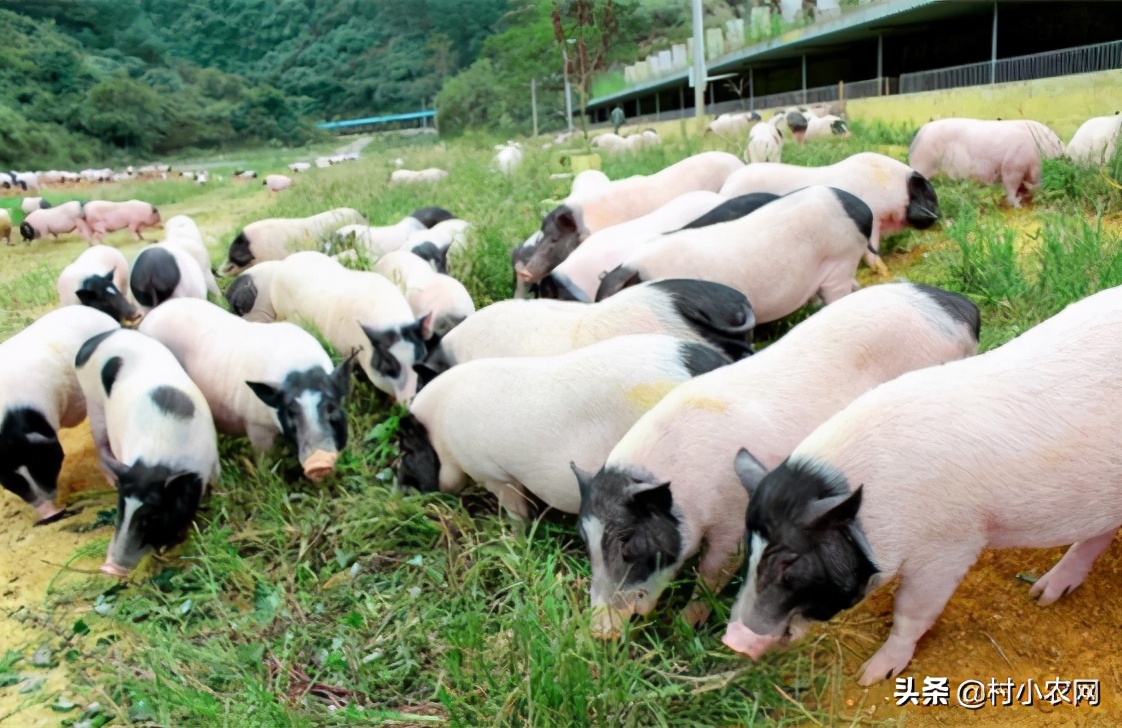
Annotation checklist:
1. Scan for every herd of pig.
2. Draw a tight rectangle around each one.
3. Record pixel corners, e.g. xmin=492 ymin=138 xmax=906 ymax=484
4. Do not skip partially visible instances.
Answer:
xmin=3 ymin=111 xmax=1122 ymax=689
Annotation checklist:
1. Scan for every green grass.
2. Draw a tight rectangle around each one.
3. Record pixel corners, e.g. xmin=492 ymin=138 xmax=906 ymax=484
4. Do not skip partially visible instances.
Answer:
xmin=3 ymin=126 xmax=1122 ymax=727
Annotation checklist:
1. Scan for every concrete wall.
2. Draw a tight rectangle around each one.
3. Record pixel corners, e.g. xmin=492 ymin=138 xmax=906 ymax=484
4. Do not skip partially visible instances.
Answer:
xmin=847 ymin=69 xmax=1122 ymax=139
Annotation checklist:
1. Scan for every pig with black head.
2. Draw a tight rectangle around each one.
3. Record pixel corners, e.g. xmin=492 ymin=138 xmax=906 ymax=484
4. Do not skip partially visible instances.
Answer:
xmin=57 ymin=245 xmax=142 ymax=326
xmin=574 ymin=283 xmax=979 ymax=637
xmin=1 ymin=308 xmax=119 ymax=523
xmin=74 ymin=329 xmax=219 ymax=577
xmin=724 ymin=283 xmax=1122 ymax=685
xmin=139 ymin=299 xmax=352 ymax=481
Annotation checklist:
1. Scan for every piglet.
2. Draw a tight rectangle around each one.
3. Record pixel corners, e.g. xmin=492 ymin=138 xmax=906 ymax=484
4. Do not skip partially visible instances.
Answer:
xmin=723 ymin=283 xmax=1122 ymax=685
xmin=57 ymin=245 xmax=142 ymax=326
xmin=74 ymin=329 xmax=219 ymax=577
xmin=0 ymin=308 xmax=119 ymax=523
xmin=139 ymin=299 xmax=352 ymax=481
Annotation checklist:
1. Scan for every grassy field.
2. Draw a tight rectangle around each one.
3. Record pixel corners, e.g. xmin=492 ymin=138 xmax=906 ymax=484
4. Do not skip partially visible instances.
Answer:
xmin=1 ymin=125 xmax=1121 ymax=728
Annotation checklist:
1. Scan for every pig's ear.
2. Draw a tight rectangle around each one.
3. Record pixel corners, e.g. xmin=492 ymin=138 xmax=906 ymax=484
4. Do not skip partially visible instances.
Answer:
xmin=570 ymin=462 xmax=594 ymax=504
xmin=800 ymin=486 xmax=863 ymax=530
xmin=246 ymin=381 xmax=283 ymax=408
xmin=332 ymin=352 xmax=358 ymax=397
xmin=100 ymin=271 xmax=115 ymax=283
xmin=733 ymin=448 xmax=767 ymax=497
xmin=625 ymin=479 xmax=673 ymax=517
xmin=75 ymin=289 xmax=98 ymax=306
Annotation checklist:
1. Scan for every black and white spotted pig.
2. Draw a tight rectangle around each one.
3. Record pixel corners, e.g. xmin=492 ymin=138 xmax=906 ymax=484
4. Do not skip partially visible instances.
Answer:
xmin=56 ymin=245 xmax=142 ymax=326
xmin=74 ymin=329 xmax=219 ymax=577
xmin=139 ymin=299 xmax=352 ymax=482
xmin=1 ymin=308 xmax=119 ymax=523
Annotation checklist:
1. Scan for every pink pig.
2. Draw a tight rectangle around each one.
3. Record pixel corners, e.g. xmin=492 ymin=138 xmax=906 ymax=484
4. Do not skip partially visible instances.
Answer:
xmin=77 ymin=200 xmax=161 ymax=244
xmin=724 ymin=284 xmax=1122 ymax=686
xmin=908 ymin=118 xmax=1042 ymax=208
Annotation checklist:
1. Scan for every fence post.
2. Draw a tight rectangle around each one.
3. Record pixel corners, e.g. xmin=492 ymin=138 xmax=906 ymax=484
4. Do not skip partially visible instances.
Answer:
xmin=655 ymin=93 xmax=661 ymax=121
xmin=692 ymin=0 xmax=706 ymax=118
xmin=990 ymin=1 xmax=998 ymax=84
xmin=838 ymin=80 xmax=844 ymax=103
xmin=877 ymin=33 xmax=883 ymax=94
xmin=749 ymin=66 xmax=754 ymax=111
xmin=801 ymin=54 xmax=808 ymax=104
xmin=531 ymin=79 xmax=539 ymax=138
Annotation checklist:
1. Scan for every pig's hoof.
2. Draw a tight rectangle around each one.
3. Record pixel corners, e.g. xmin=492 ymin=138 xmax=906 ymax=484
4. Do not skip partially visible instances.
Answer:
xmin=680 ymin=601 xmax=712 ymax=629
xmin=1029 ymin=566 xmax=1085 ymax=606
xmin=858 ymin=644 xmax=915 ymax=686
xmin=873 ymin=259 xmax=891 ymax=277
xmin=33 ymin=508 xmax=75 ymax=527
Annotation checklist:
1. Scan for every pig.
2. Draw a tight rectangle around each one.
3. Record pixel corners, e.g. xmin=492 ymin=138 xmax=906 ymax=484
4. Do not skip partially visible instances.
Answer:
xmin=74 ymin=329 xmax=219 ymax=577
xmin=569 ymin=169 xmax=612 ymax=198
xmin=162 ymin=215 xmax=220 ymax=297
xmin=57 ymin=245 xmax=141 ymax=326
xmin=720 ymin=152 xmax=940 ymax=275
xmin=129 ymin=244 xmax=208 ymax=312
xmin=784 ymin=111 xmax=810 ymax=143
xmin=418 ymin=279 xmax=755 ymax=381
xmin=0 ymin=209 xmax=9 ymax=245
xmin=375 ymin=251 xmax=475 ymax=337
xmin=590 ymin=133 xmax=627 ymax=153
xmin=223 ymin=252 xmax=429 ymax=402
xmin=220 ymin=207 xmax=366 ymax=276
xmin=721 ymin=284 xmax=1122 ymax=686
xmin=20 ymin=201 xmax=84 ymax=241
xmin=577 ymin=282 xmax=979 ymax=637
xmin=138 ymin=299 xmax=353 ymax=481
xmin=706 ymin=113 xmax=756 ymax=139
xmin=76 ymin=200 xmax=161 ymax=244
xmin=494 ymin=144 xmax=524 ymax=175
xmin=408 ymin=242 xmax=449 ymax=274
xmin=338 ymin=216 xmax=428 ymax=261
xmin=518 ymin=152 xmax=745 ymax=281
xmin=405 ymin=218 xmax=472 ymax=256
xmin=1067 ymin=113 xmax=1122 ymax=167
xmin=288 ymin=162 xmax=312 ymax=173
xmin=511 ymin=231 xmax=544 ymax=299
xmin=235 ymin=170 xmax=258 ymax=179
xmin=195 ymin=170 xmax=209 ymax=185
xmin=595 ymin=186 xmax=873 ymax=324
xmin=907 ymin=118 xmax=1042 ymax=208
xmin=542 ymin=191 xmax=776 ymax=302
xmin=746 ymin=122 xmax=783 ymax=164
xmin=408 ymin=207 xmax=456 ymax=229
xmin=264 ymin=174 xmax=293 ymax=192
xmin=1 ymin=308 xmax=120 ymax=523
xmin=21 ymin=197 xmax=52 ymax=215
xmin=399 ymin=334 xmax=731 ymax=518
xmin=390 ymin=169 xmax=449 ymax=185
xmin=1016 ymin=119 xmax=1065 ymax=158
xmin=803 ymin=115 xmax=850 ymax=141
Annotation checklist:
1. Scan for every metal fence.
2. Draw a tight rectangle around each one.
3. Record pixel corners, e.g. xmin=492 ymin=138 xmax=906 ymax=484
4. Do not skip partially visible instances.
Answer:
xmin=900 ymin=39 xmax=1122 ymax=94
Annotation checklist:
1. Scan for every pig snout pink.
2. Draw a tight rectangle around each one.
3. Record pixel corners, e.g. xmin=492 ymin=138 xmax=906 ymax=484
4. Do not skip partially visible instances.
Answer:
xmin=514 ymin=264 xmax=534 ymax=283
xmin=722 ymin=621 xmax=781 ymax=660
xmin=302 ymin=450 xmax=339 ymax=482
xmin=100 ymin=561 xmax=132 ymax=579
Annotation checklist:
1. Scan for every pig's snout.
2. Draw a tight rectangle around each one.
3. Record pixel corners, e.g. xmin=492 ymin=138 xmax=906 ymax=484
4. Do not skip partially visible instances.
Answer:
xmin=302 ymin=450 xmax=339 ymax=482
xmin=722 ymin=621 xmax=780 ymax=660
xmin=100 ymin=561 xmax=132 ymax=580
xmin=123 ymin=310 xmax=144 ymax=328
xmin=590 ymin=605 xmax=629 ymax=640
xmin=513 ymin=263 xmax=534 ymax=283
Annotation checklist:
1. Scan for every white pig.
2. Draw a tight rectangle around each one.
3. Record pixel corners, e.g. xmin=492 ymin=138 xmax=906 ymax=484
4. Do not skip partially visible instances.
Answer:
xmin=399 ymin=335 xmax=731 ymax=518
xmin=129 ymin=244 xmax=208 ymax=312
xmin=595 ymin=186 xmax=873 ymax=324
xmin=517 ymin=151 xmax=745 ymax=281
xmin=0 ymin=308 xmax=119 ymax=522
xmin=908 ymin=118 xmax=1042 ymax=207
xmin=575 ymin=282 xmax=980 ymax=638
xmin=162 ymin=215 xmax=220 ymax=297
xmin=746 ymin=122 xmax=783 ymax=164
xmin=74 ymin=328 xmax=219 ymax=577
xmin=722 ymin=283 xmax=1122 ymax=687
xmin=220 ymin=207 xmax=367 ymax=276
xmin=390 ymin=169 xmax=449 ymax=185
xmin=1067 ymin=113 xmax=1122 ymax=167
xmin=138 ymin=299 xmax=353 ymax=481
xmin=57 ymin=245 xmax=141 ymax=326
xmin=264 ymin=174 xmax=293 ymax=192
xmin=720 ymin=152 xmax=940 ymax=275
xmin=373 ymin=251 xmax=475 ymax=337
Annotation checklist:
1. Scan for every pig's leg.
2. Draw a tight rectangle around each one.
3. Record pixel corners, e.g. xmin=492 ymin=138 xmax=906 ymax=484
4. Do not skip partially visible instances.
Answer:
xmin=132 ymin=223 xmax=145 ymax=241
xmin=87 ymin=405 xmax=118 ymax=487
xmin=818 ymin=275 xmax=860 ymax=306
xmin=1000 ymin=164 xmax=1025 ymax=208
xmin=864 ymin=221 xmax=890 ymax=277
xmin=484 ymin=480 xmax=533 ymax=522
xmin=1029 ymin=529 xmax=1117 ymax=606
xmin=682 ymin=534 xmax=744 ymax=627
xmin=859 ymin=547 xmax=979 ymax=686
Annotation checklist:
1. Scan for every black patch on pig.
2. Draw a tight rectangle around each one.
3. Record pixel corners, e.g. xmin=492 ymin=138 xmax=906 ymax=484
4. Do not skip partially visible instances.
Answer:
xmin=40 ymin=199 xmax=53 ymax=209
xmin=417 ymin=340 xmax=453 ymax=385
xmin=786 ymin=111 xmax=808 ymax=133
xmin=225 ymin=273 xmax=258 ymax=317
xmin=410 ymin=207 xmax=455 ymax=229
xmin=670 ymin=193 xmax=780 ymax=232
xmin=247 ymin=362 xmax=351 ymax=452
xmin=830 ymin=119 xmax=848 ymax=135
xmin=678 ymin=341 xmax=733 ymax=377
xmin=905 ymin=172 xmax=940 ymax=229
xmin=829 ymin=188 xmax=874 ymax=241
xmin=100 ymin=356 xmax=124 ymax=396
xmin=579 ymin=465 xmax=682 ymax=588
xmin=113 ymin=459 xmax=204 ymax=552
xmin=75 ymin=272 xmax=137 ymax=324
xmin=747 ymin=111 xmax=761 ymax=121
xmin=911 ymin=283 xmax=981 ymax=342
xmin=595 ymin=265 xmax=642 ymax=301
xmin=149 ymin=386 xmax=196 ymax=420
xmin=538 ymin=271 xmax=587 ymax=301
xmin=650 ymin=279 xmax=756 ymax=360
xmin=20 ymin=221 xmax=36 ymax=241
xmin=75 ymin=329 xmax=118 ymax=367
xmin=411 ymin=242 xmax=448 ymax=274
xmin=744 ymin=458 xmax=878 ymax=626
xmin=397 ymin=414 xmax=440 ymax=492
xmin=361 ymin=319 xmax=427 ymax=382
xmin=0 ymin=408 xmax=64 ymax=506
xmin=227 ymin=232 xmax=254 ymax=267
xmin=130 ymin=247 xmax=180 ymax=308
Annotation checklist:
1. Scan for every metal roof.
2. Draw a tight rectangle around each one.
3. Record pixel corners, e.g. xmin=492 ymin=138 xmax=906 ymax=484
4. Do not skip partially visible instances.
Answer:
xmin=317 ymin=110 xmax=435 ymax=130
xmin=588 ymin=0 xmax=1000 ymax=108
